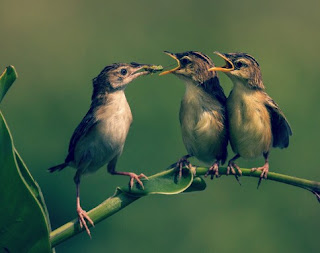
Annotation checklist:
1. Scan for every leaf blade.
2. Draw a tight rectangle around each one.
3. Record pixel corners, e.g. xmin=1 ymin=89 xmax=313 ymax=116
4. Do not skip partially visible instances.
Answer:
xmin=0 ymin=66 xmax=52 ymax=252
xmin=120 ymin=167 xmax=205 ymax=195
xmin=0 ymin=65 xmax=17 ymax=103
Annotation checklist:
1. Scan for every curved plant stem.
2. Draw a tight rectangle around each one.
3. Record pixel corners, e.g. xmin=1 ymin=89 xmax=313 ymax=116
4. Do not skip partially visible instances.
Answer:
xmin=50 ymin=190 xmax=139 ymax=247
xmin=50 ymin=166 xmax=320 ymax=248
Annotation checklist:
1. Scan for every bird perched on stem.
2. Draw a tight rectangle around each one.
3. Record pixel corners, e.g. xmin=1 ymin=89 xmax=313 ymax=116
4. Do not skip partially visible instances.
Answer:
xmin=160 ymin=51 xmax=228 ymax=179
xmin=48 ymin=62 xmax=162 ymax=236
xmin=209 ymin=52 xmax=292 ymax=186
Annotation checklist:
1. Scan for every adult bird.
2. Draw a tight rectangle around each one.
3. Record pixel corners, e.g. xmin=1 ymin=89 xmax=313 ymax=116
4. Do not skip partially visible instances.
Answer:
xmin=209 ymin=52 xmax=292 ymax=185
xmin=48 ymin=62 xmax=162 ymax=236
xmin=160 ymin=51 xmax=228 ymax=179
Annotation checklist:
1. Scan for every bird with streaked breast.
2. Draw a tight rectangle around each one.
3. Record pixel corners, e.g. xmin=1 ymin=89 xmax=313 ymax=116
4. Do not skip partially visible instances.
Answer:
xmin=48 ymin=62 xmax=162 ymax=236
xmin=160 ymin=51 xmax=228 ymax=179
xmin=209 ymin=52 xmax=292 ymax=185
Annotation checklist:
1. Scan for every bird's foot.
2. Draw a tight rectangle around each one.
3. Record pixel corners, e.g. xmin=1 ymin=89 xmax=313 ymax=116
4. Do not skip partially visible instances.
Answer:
xmin=227 ymin=161 xmax=242 ymax=185
xmin=174 ymin=156 xmax=193 ymax=180
xmin=205 ymin=161 xmax=220 ymax=180
xmin=112 ymin=171 xmax=149 ymax=190
xmin=128 ymin=172 xmax=149 ymax=190
xmin=251 ymin=163 xmax=269 ymax=178
xmin=251 ymin=163 xmax=269 ymax=188
xmin=77 ymin=206 xmax=94 ymax=237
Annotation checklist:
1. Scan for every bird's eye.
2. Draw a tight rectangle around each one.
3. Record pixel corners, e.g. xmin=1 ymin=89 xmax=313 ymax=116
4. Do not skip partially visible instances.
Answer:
xmin=181 ymin=58 xmax=191 ymax=65
xmin=120 ymin=68 xmax=127 ymax=75
xmin=235 ymin=62 xmax=243 ymax=68
xmin=235 ymin=61 xmax=247 ymax=69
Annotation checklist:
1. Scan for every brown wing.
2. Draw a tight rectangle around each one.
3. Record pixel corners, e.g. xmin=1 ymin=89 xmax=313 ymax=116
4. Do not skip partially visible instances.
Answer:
xmin=65 ymin=107 xmax=98 ymax=163
xmin=264 ymin=93 xmax=292 ymax=148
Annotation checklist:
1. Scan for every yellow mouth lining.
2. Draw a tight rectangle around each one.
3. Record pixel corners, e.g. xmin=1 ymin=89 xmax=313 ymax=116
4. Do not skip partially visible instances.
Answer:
xmin=159 ymin=52 xmax=181 ymax=76
xmin=208 ymin=52 xmax=234 ymax=72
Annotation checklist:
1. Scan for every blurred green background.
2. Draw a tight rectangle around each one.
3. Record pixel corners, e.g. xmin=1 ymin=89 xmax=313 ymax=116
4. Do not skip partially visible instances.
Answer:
xmin=1 ymin=0 xmax=320 ymax=252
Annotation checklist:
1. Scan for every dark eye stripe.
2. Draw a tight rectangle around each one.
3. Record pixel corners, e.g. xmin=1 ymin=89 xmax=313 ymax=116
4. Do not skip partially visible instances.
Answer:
xmin=240 ymin=54 xmax=259 ymax=66
xmin=181 ymin=58 xmax=191 ymax=65
xmin=190 ymin=51 xmax=213 ymax=65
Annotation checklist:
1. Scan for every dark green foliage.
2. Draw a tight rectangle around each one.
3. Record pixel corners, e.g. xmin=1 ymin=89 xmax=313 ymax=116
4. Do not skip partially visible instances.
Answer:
xmin=0 ymin=67 xmax=52 ymax=252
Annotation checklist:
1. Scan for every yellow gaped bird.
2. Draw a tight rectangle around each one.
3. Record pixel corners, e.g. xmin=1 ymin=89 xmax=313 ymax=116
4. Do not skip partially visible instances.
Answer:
xmin=209 ymin=52 xmax=292 ymax=186
xmin=49 ymin=62 xmax=162 ymax=236
xmin=160 ymin=51 xmax=228 ymax=179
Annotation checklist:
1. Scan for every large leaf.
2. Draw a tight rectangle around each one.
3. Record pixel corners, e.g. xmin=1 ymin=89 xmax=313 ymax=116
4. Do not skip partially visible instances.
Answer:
xmin=0 ymin=66 xmax=52 ymax=252
xmin=120 ymin=167 xmax=206 ymax=195
xmin=14 ymin=149 xmax=52 ymax=232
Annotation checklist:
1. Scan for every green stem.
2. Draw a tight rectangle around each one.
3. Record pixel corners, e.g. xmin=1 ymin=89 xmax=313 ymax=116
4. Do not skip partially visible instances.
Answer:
xmin=50 ymin=166 xmax=320 ymax=248
xmin=50 ymin=190 xmax=140 ymax=248
xmin=197 ymin=167 xmax=320 ymax=193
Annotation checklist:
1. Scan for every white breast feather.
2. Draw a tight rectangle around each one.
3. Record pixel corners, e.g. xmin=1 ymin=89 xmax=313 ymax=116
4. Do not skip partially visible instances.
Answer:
xmin=76 ymin=91 xmax=132 ymax=173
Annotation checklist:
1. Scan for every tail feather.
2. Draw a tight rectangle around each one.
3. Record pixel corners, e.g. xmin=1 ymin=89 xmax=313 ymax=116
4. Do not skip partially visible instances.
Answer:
xmin=48 ymin=163 xmax=67 ymax=173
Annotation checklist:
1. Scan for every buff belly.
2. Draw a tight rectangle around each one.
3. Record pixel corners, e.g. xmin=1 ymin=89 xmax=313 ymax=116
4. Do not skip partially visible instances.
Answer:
xmin=180 ymin=83 xmax=226 ymax=164
xmin=227 ymin=87 xmax=272 ymax=159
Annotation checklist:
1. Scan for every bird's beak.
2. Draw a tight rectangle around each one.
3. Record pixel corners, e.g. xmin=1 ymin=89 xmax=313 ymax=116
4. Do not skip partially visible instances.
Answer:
xmin=159 ymin=51 xmax=181 ymax=76
xmin=208 ymin=52 xmax=234 ymax=72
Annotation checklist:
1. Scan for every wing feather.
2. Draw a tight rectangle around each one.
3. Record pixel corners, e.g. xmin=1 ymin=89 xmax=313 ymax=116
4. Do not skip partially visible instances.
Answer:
xmin=264 ymin=94 xmax=292 ymax=148
xmin=65 ymin=107 xmax=98 ymax=163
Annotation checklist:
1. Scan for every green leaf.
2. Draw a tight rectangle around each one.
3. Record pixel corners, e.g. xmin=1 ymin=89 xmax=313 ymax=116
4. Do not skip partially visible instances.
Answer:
xmin=14 ymin=149 xmax=52 ymax=231
xmin=183 ymin=176 xmax=206 ymax=193
xmin=0 ymin=67 xmax=52 ymax=252
xmin=120 ymin=167 xmax=205 ymax=195
xmin=0 ymin=66 xmax=17 ymax=103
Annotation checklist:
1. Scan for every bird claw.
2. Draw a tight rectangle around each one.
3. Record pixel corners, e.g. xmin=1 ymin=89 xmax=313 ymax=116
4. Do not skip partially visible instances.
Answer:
xmin=205 ymin=162 xmax=220 ymax=180
xmin=77 ymin=206 xmax=94 ymax=238
xmin=175 ymin=157 xmax=192 ymax=180
xmin=129 ymin=173 xmax=148 ymax=190
xmin=251 ymin=163 xmax=269 ymax=189
xmin=227 ymin=161 xmax=242 ymax=185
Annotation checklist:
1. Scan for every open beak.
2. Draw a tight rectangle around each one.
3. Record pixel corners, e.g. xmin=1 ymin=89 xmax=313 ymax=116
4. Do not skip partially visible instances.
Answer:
xmin=159 ymin=51 xmax=181 ymax=76
xmin=208 ymin=52 xmax=234 ymax=72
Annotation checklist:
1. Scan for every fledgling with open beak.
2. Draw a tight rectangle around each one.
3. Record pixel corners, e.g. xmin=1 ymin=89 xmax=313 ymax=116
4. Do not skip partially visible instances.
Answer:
xmin=48 ymin=62 xmax=163 ymax=236
xmin=209 ymin=52 xmax=292 ymax=186
xmin=160 ymin=51 xmax=228 ymax=179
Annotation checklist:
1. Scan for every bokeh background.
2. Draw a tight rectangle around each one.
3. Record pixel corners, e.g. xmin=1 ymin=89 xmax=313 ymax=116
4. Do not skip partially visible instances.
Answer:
xmin=1 ymin=0 xmax=320 ymax=252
